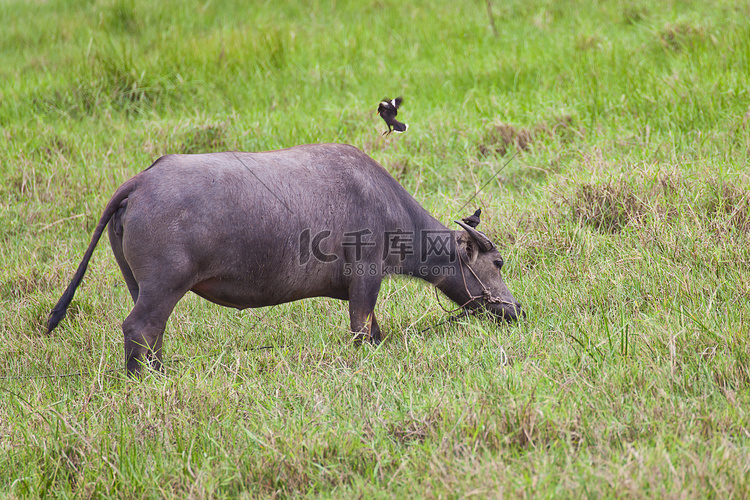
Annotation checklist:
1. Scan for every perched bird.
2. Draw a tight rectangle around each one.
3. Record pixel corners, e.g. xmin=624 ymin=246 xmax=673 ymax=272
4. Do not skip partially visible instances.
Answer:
xmin=462 ymin=208 xmax=481 ymax=228
xmin=377 ymin=96 xmax=408 ymax=136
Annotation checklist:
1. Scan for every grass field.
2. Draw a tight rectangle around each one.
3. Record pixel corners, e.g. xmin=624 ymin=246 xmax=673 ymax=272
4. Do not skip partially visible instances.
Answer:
xmin=2 ymin=0 xmax=750 ymax=497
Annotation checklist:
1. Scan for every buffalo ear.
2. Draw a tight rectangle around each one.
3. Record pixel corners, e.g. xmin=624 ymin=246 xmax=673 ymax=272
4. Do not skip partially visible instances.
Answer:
xmin=456 ymin=232 xmax=479 ymax=264
xmin=454 ymin=220 xmax=495 ymax=252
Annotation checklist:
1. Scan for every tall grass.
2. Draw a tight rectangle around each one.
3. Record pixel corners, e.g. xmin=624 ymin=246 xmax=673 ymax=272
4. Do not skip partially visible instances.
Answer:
xmin=1 ymin=0 xmax=749 ymax=497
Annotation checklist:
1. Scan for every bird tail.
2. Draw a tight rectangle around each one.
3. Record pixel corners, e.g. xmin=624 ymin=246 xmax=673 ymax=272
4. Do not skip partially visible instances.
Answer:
xmin=394 ymin=122 xmax=408 ymax=133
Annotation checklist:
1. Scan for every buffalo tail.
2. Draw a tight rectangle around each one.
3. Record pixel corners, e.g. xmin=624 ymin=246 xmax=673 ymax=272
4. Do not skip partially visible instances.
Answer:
xmin=46 ymin=177 xmax=139 ymax=334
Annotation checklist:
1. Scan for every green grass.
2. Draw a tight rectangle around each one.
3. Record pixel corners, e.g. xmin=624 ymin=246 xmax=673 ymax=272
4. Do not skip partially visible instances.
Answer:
xmin=2 ymin=0 xmax=750 ymax=497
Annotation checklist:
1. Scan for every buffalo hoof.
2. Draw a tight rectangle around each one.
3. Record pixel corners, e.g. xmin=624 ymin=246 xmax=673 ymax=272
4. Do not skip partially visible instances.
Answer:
xmin=351 ymin=332 xmax=380 ymax=346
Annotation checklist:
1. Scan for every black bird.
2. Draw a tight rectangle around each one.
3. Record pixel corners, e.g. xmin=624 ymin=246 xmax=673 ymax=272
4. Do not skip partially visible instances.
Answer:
xmin=377 ymin=96 xmax=408 ymax=136
xmin=462 ymin=208 xmax=481 ymax=228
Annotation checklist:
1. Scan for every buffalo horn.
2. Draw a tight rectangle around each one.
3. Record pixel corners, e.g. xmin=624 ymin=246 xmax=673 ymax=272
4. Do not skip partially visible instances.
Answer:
xmin=454 ymin=220 xmax=495 ymax=252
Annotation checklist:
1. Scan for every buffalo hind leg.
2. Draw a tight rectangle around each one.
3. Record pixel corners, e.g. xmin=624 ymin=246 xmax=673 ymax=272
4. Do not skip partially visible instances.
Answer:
xmin=108 ymin=219 xmax=139 ymax=304
xmin=123 ymin=287 xmax=187 ymax=378
xmin=348 ymin=276 xmax=382 ymax=345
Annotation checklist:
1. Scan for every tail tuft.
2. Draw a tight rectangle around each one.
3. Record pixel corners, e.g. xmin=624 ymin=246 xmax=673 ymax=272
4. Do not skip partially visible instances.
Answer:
xmin=46 ymin=308 xmax=67 ymax=334
xmin=46 ymin=273 xmax=83 ymax=334
xmin=44 ymin=176 xmax=140 ymax=335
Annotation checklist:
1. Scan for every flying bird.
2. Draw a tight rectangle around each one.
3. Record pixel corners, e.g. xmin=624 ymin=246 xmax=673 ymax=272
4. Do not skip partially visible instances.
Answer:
xmin=462 ymin=208 xmax=481 ymax=228
xmin=377 ymin=96 xmax=408 ymax=136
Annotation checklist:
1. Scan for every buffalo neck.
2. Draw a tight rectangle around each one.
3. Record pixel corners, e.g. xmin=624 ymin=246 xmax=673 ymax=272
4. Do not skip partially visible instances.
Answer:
xmin=394 ymin=209 xmax=460 ymax=286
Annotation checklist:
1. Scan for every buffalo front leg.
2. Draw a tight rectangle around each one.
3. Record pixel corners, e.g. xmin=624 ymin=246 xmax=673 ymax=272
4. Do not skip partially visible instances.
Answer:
xmin=122 ymin=287 xmax=186 ymax=378
xmin=348 ymin=276 xmax=382 ymax=345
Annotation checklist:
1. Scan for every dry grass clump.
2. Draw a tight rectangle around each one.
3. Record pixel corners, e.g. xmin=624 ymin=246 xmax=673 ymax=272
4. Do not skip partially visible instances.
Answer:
xmin=567 ymin=180 xmax=652 ymax=233
xmin=478 ymin=123 xmax=533 ymax=157
xmin=387 ymin=410 xmax=440 ymax=445
xmin=658 ymin=21 xmax=708 ymax=51
xmin=477 ymin=115 xmax=579 ymax=157
xmin=704 ymin=180 xmax=750 ymax=234
xmin=496 ymin=211 xmax=571 ymax=271
xmin=560 ymin=171 xmax=750 ymax=235
xmin=622 ymin=4 xmax=648 ymax=25
xmin=534 ymin=114 xmax=580 ymax=144
xmin=560 ymin=171 xmax=680 ymax=234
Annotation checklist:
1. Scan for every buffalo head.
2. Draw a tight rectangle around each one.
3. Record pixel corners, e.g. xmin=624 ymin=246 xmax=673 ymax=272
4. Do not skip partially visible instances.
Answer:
xmin=438 ymin=221 xmax=524 ymax=322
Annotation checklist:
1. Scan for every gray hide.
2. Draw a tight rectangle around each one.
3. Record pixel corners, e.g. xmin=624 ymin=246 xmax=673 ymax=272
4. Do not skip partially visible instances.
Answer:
xmin=47 ymin=144 xmax=523 ymax=377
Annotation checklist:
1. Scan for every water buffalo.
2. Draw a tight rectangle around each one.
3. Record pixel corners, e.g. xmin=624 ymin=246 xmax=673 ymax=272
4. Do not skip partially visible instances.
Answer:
xmin=47 ymin=143 xmax=523 ymax=377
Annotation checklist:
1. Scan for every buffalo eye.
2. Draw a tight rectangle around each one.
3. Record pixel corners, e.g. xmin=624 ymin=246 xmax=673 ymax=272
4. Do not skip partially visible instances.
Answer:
xmin=494 ymin=259 xmax=504 ymax=270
